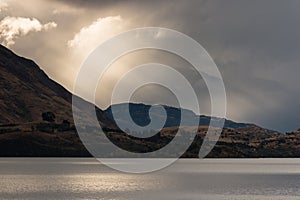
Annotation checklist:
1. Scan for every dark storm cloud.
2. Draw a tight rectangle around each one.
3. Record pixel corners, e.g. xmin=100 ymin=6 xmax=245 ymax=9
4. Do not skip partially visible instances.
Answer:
xmin=61 ymin=0 xmax=300 ymax=132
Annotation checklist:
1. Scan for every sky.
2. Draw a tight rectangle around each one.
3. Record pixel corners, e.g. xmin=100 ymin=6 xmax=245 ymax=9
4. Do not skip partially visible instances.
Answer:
xmin=0 ymin=0 xmax=300 ymax=132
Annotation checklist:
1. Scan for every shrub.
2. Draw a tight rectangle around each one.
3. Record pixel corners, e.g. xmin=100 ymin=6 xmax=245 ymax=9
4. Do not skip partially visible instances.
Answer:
xmin=42 ymin=112 xmax=56 ymax=122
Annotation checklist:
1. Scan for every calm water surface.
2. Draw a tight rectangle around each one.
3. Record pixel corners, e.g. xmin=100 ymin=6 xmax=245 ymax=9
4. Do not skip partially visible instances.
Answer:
xmin=0 ymin=158 xmax=299 ymax=200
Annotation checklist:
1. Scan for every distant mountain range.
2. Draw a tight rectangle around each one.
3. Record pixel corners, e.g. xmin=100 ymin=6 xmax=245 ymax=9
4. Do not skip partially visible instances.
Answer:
xmin=104 ymin=103 xmax=254 ymax=130
xmin=0 ymin=44 xmax=299 ymax=157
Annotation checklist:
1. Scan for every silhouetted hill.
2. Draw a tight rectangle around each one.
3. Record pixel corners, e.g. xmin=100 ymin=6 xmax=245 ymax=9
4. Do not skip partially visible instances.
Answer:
xmin=0 ymin=45 xmax=71 ymax=123
xmin=0 ymin=44 xmax=112 ymax=156
xmin=0 ymin=45 xmax=112 ymax=126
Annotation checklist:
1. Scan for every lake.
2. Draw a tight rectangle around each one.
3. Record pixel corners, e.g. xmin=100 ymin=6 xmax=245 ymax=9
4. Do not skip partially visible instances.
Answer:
xmin=0 ymin=158 xmax=299 ymax=199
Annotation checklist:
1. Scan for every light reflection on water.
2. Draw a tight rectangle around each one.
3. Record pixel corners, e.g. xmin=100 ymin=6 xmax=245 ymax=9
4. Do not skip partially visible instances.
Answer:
xmin=0 ymin=158 xmax=299 ymax=200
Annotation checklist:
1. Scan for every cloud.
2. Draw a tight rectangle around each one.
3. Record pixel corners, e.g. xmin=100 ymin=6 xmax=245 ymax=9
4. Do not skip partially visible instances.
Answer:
xmin=52 ymin=3 xmax=84 ymax=15
xmin=0 ymin=1 xmax=8 ymax=12
xmin=0 ymin=16 xmax=57 ymax=47
xmin=68 ymin=15 xmax=129 ymax=57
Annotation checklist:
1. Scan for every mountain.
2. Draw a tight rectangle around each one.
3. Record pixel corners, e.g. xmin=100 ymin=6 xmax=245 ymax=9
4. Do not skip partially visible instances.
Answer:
xmin=0 ymin=45 xmax=71 ymax=123
xmin=0 ymin=44 xmax=299 ymax=157
xmin=0 ymin=45 xmax=112 ymax=126
xmin=0 ymin=44 xmax=114 ymax=156
xmin=104 ymin=103 xmax=253 ymax=130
